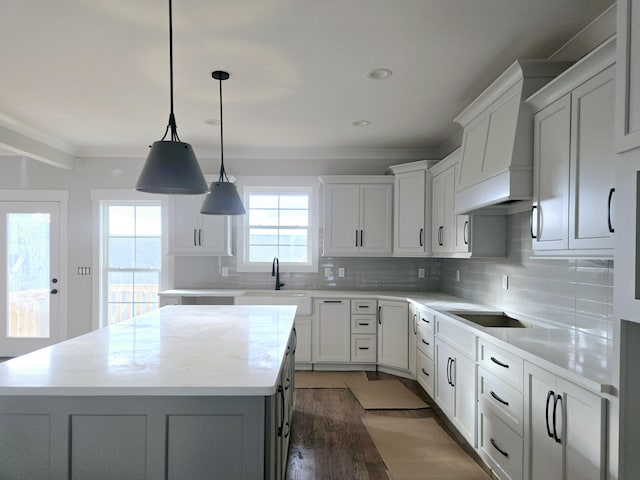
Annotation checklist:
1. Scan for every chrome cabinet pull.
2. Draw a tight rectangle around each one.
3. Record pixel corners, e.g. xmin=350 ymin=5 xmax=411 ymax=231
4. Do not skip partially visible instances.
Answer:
xmin=292 ymin=327 xmax=297 ymax=355
xmin=463 ymin=220 xmax=469 ymax=245
xmin=490 ymin=356 xmax=509 ymax=368
xmin=490 ymin=438 xmax=509 ymax=458
xmin=490 ymin=390 xmax=509 ymax=406
xmin=438 ymin=226 xmax=444 ymax=246
xmin=277 ymin=385 xmax=285 ymax=436
xmin=608 ymin=187 xmax=615 ymax=233
xmin=413 ymin=314 xmax=418 ymax=334
xmin=449 ymin=358 xmax=455 ymax=387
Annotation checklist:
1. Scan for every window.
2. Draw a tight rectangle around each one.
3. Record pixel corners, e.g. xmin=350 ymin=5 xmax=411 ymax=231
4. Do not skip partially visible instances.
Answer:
xmin=237 ymin=177 xmax=319 ymax=273
xmin=92 ymin=191 xmax=167 ymax=329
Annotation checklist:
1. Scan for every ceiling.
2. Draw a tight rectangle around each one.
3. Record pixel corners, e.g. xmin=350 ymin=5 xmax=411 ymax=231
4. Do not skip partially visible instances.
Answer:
xmin=0 ymin=0 xmax=615 ymax=161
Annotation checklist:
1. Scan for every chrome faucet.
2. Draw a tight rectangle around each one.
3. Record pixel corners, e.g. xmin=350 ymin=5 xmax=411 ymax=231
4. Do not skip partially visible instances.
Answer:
xmin=271 ymin=257 xmax=285 ymax=290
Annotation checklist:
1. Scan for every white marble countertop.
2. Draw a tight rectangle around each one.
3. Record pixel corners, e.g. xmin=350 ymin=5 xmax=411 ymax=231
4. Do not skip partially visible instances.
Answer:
xmin=0 ymin=305 xmax=296 ymax=397
xmin=158 ymin=288 xmax=615 ymax=394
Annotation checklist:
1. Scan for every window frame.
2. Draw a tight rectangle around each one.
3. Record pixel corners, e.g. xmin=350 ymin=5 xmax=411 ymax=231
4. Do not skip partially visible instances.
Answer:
xmin=236 ymin=176 xmax=319 ymax=273
xmin=91 ymin=190 xmax=169 ymax=330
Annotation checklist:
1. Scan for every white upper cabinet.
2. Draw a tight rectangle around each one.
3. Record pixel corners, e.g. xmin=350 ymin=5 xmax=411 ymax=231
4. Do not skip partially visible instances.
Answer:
xmin=528 ymin=38 xmax=616 ymax=257
xmin=429 ymin=149 xmax=506 ymax=258
xmin=168 ymin=194 xmax=232 ymax=256
xmin=321 ymin=177 xmax=393 ymax=256
xmin=387 ymin=161 xmax=433 ymax=257
xmin=616 ymin=0 xmax=640 ymax=152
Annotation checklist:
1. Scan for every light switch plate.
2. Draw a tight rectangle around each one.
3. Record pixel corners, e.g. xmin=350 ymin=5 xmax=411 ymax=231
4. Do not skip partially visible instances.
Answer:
xmin=418 ymin=268 xmax=425 ymax=278
xmin=456 ymin=270 xmax=460 ymax=282
xmin=502 ymin=274 xmax=509 ymax=290
xmin=338 ymin=267 xmax=345 ymax=277
xmin=221 ymin=267 xmax=229 ymax=277
xmin=324 ymin=267 xmax=332 ymax=278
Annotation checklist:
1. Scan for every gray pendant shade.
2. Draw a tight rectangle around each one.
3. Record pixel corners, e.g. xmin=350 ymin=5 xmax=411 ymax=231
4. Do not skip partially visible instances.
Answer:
xmin=135 ymin=0 xmax=208 ymax=195
xmin=200 ymin=181 xmax=246 ymax=215
xmin=200 ymin=70 xmax=246 ymax=215
xmin=136 ymin=141 xmax=208 ymax=194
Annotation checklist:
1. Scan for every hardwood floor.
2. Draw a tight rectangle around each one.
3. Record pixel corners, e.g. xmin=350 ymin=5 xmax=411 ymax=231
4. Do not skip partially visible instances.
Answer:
xmin=286 ymin=371 xmax=492 ymax=480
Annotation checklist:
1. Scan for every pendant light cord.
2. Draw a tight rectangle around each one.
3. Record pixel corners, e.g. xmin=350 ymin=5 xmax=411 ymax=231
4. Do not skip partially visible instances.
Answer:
xmin=217 ymin=75 xmax=228 ymax=182
xmin=161 ymin=0 xmax=180 ymax=142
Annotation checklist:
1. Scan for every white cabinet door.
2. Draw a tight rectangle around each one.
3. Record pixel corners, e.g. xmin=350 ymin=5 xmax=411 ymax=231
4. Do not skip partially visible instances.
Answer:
xmin=524 ymin=362 xmax=605 ymax=480
xmin=312 ymin=299 xmax=350 ymax=362
xmin=322 ymin=182 xmax=392 ymax=256
xmin=408 ymin=303 xmax=418 ymax=377
xmin=616 ymin=0 xmax=640 ymax=152
xmin=569 ymin=65 xmax=616 ymax=250
xmin=533 ymin=95 xmax=571 ymax=251
xmin=169 ymin=195 xmax=231 ymax=255
xmin=453 ymin=351 xmax=477 ymax=447
xmin=377 ymin=300 xmax=408 ymax=370
xmin=431 ymin=168 xmax=446 ymax=253
xmin=435 ymin=338 xmax=455 ymax=418
xmin=294 ymin=318 xmax=312 ymax=364
xmin=322 ymin=184 xmax=360 ymax=255
xmin=393 ymin=170 xmax=426 ymax=255
xmin=359 ymin=184 xmax=393 ymax=255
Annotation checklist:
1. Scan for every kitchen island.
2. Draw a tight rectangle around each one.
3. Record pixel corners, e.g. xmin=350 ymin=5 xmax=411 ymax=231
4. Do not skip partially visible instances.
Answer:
xmin=0 ymin=305 xmax=297 ymax=480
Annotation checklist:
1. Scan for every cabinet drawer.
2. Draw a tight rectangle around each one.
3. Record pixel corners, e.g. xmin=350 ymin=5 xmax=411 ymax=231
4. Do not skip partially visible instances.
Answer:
xmin=351 ymin=314 xmax=377 ymax=334
xmin=417 ymin=349 xmax=434 ymax=398
xmin=478 ymin=408 xmax=523 ymax=480
xmin=478 ymin=339 xmax=523 ymax=390
xmin=417 ymin=328 xmax=434 ymax=358
xmin=478 ymin=367 xmax=524 ymax=436
xmin=436 ymin=315 xmax=476 ymax=357
xmin=351 ymin=299 xmax=377 ymax=314
xmin=351 ymin=335 xmax=376 ymax=363
xmin=417 ymin=310 xmax=434 ymax=335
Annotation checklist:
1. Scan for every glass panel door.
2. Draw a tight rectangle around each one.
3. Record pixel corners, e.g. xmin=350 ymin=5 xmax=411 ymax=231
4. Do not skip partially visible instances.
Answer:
xmin=0 ymin=202 xmax=61 ymax=356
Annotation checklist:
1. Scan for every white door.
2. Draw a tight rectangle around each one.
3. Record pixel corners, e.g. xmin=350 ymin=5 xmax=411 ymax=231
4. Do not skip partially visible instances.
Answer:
xmin=0 ymin=201 xmax=63 ymax=356
xmin=533 ymin=95 xmax=571 ymax=251
xmin=569 ymin=65 xmax=616 ymax=250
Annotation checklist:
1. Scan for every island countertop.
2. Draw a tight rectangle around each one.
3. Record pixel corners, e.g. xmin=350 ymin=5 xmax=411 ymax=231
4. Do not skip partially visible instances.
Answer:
xmin=0 ymin=305 xmax=297 ymax=397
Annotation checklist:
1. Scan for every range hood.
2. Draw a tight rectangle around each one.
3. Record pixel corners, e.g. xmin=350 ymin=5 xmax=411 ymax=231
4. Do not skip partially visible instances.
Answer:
xmin=453 ymin=59 xmax=573 ymax=214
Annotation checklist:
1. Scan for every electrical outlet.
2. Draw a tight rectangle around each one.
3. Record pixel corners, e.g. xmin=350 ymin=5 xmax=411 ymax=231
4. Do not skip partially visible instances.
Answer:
xmin=221 ymin=267 xmax=229 ymax=277
xmin=324 ymin=267 xmax=332 ymax=278
xmin=418 ymin=268 xmax=425 ymax=278
xmin=338 ymin=267 xmax=345 ymax=277
xmin=502 ymin=274 xmax=509 ymax=290
xmin=456 ymin=270 xmax=460 ymax=282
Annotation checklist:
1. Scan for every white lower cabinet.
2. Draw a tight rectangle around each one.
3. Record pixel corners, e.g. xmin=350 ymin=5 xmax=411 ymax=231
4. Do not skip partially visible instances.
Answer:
xmin=350 ymin=299 xmax=377 ymax=364
xmin=377 ymin=300 xmax=409 ymax=370
xmin=294 ymin=318 xmax=312 ymax=364
xmin=478 ymin=407 xmax=524 ymax=480
xmin=312 ymin=299 xmax=350 ymax=363
xmin=524 ymin=361 xmax=606 ymax=480
xmin=435 ymin=335 xmax=477 ymax=447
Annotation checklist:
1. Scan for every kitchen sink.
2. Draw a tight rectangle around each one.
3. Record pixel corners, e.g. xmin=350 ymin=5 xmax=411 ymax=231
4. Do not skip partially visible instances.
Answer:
xmin=453 ymin=312 xmax=533 ymax=328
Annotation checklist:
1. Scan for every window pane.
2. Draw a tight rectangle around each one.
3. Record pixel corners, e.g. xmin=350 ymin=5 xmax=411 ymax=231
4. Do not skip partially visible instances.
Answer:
xmin=108 ymin=237 xmax=135 ymax=268
xmin=249 ymin=194 xmax=278 ymax=208
xmin=280 ymin=194 xmax=308 ymax=209
xmin=134 ymin=272 xmax=159 ymax=302
xmin=108 ymin=206 xmax=135 ymax=236
xmin=133 ymin=303 xmax=157 ymax=317
xmin=279 ymin=228 xmax=308 ymax=246
xmin=135 ymin=237 xmax=161 ymax=268
xmin=249 ymin=245 xmax=279 ymax=262
xmin=108 ymin=271 xmax=133 ymax=302
xmin=250 ymin=228 xmax=279 ymax=245
xmin=135 ymin=206 xmax=161 ymax=236
xmin=249 ymin=209 xmax=278 ymax=226
xmin=278 ymin=245 xmax=308 ymax=263
xmin=279 ymin=209 xmax=308 ymax=227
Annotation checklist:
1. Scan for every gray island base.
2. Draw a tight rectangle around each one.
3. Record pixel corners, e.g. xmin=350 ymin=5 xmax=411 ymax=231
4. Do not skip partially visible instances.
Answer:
xmin=0 ymin=305 xmax=297 ymax=480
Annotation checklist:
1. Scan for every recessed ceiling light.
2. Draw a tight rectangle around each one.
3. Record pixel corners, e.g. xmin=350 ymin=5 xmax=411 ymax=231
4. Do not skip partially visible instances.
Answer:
xmin=367 ymin=68 xmax=392 ymax=80
xmin=205 ymin=118 xmax=220 ymax=125
xmin=352 ymin=120 xmax=371 ymax=127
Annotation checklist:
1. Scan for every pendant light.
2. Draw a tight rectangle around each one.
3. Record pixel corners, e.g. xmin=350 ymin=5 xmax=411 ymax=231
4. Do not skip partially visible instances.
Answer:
xmin=200 ymin=71 xmax=246 ymax=215
xmin=135 ymin=0 xmax=208 ymax=194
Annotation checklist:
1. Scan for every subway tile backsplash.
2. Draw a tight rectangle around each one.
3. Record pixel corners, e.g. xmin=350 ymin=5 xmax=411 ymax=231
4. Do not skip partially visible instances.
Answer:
xmin=174 ymin=211 xmax=613 ymax=340
xmin=440 ymin=211 xmax=614 ymax=339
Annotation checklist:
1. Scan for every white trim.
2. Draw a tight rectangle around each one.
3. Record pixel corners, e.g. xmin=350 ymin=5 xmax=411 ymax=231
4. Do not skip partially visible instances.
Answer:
xmin=90 ymin=190 xmax=169 ymax=330
xmin=235 ymin=176 xmax=320 ymax=273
